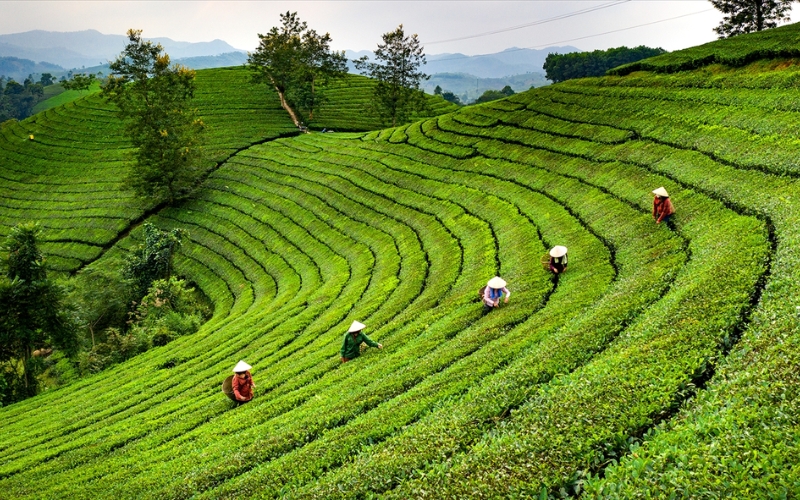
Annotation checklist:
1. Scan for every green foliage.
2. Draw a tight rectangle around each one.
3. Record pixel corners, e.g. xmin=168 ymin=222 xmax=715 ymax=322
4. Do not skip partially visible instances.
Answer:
xmin=61 ymin=72 xmax=98 ymax=92
xmin=354 ymin=24 xmax=429 ymax=127
xmin=78 ymin=277 xmax=207 ymax=373
xmin=0 ymin=76 xmax=45 ymax=122
xmin=248 ymin=11 xmax=348 ymax=126
xmin=473 ymin=85 xmax=515 ymax=104
xmin=310 ymin=73 xmax=458 ymax=131
xmin=38 ymin=73 xmax=54 ymax=86
xmin=543 ymin=45 xmax=666 ymax=82
xmin=123 ymin=222 xmax=187 ymax=300
xmin=441 ymin=90 xmax=461 ymax=105
xmin=609 ymin=21 xmax=800 ymax=75
xmin=0 ymin=223 xmax=76 ymax=404
xmin=4 ymin=25 xmax=800 ymax=500
xmin=103 ymin=29 xmax=205 ymax=204
xmin=78 ymin=327 xmax=147 ymax=373
xmin=66 ymin=264 xmax=131 ymax=348
xmin=711 ymin=0 xmax=794 ymax=38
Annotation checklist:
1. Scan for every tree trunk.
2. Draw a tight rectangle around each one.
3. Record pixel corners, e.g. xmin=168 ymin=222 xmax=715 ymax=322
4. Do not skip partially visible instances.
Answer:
xmin=756 ymin=0 xmax=764 ymax=31
xmin=22 ymin=344 xmax=32 ymax=390
xmin=273 ymin=84 xmax=303 ymax=129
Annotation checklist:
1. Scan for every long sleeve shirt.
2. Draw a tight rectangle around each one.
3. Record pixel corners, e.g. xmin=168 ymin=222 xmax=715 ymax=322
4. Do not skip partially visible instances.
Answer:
xmin=232 ymin=371 xmax=254 ymax=401
xmin=483 ymin=286 xmax=510 ymax=307
xmin=653 ymin=197 xmax=675 ymax=223
xmin=340 ymin=331 xmax=379 ymax=360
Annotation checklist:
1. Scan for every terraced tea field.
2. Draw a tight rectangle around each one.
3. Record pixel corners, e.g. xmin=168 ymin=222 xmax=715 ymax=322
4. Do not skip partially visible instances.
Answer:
xmin=0 ymin=68 xmax=454 ymax=273
xmin=1 ymin=26 xmax=799 ymax=498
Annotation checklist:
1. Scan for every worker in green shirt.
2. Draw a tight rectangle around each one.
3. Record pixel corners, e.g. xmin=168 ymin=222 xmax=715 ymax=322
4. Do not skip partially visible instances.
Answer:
xmin=340 ymin=321 xmax=383 ymax=363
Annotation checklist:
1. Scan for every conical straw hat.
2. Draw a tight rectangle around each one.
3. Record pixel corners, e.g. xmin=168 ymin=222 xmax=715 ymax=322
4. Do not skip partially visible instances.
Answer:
xmin=232 ymin=360 xmax=252 ymax=373
xmin=549 ymin=246 xmax=568 ymax=258
xmin=348 ymin=320 xmax=366 ymax=333
xmin=652 ymin=187 xmax=669 ymax=198
xmin=487 ymin=276 xmax=506 ymax=288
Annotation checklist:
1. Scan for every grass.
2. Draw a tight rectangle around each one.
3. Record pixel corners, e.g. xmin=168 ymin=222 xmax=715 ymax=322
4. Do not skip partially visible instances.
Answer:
xmin=1 ymin=25 xmax=800 ymax=498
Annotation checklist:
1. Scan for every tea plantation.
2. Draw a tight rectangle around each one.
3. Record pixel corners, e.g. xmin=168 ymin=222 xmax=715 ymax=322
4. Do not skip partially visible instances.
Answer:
xmin=0 ymin=25 xmax=798 ymax=499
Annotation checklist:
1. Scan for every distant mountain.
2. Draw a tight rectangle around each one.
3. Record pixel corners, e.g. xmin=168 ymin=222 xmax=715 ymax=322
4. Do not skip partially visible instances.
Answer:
xmin=173 ymin=52 xmax=248 ymax=70
xmin=0 ymin=56 xmax=63 ymax=81
xmin=0 ymin=30 xmax=244 ymax=70
xmin=64 ymin=52 xmax=248 ymax=80
xmin=345 ymin=46 xmax=580 ymax=79
xmin=425 ymin=72 xmax=550 ymax=103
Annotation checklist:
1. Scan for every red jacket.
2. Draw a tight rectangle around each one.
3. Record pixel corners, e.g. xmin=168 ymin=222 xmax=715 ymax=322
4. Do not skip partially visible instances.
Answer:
xmin=232 ymin=371 xmax=254 ymax=401
xmin=653 ymin=197 xmax=675 ymax=223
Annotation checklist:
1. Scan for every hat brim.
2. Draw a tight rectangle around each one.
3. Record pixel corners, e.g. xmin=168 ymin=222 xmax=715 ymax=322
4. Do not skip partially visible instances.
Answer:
xmin=232 ymin=361 xmax=252 ymax=373
xmin=348 ymin=320 xmax=366 ymax=333
xmin=487 ymin=276 xmax=507 ymax=288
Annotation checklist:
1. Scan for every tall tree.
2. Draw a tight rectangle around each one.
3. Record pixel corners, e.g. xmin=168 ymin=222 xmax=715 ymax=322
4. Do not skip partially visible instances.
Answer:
xmin=39 ymin=73 xmax=55 ymax=86
xmin=123 ymin=222 xmax=187 ymax=301
xmin=103 ymin=29 xmax=205 ymax=204
xmin=248 ymin=11 xmax=347 ymax=127
xmin=710 ymin=0 xmax=794 ymax=38
xmin=354 ymin=24 xmax=429 ymax=127
xmin=0 ymin=223 xmax=76 ymax=404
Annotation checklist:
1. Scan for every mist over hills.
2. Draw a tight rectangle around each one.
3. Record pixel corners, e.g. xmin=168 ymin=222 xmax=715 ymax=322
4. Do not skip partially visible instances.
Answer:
xmin=0 ymin=29 xmax=244 ymax=70
xmin=1 ymin=30 xmax=575 ymax=97
xmin=346 ymin=46 xmax=578 ymax=79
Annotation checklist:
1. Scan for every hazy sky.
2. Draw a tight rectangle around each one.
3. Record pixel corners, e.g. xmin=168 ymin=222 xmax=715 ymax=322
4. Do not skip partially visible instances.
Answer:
xmin=1 ymin=1 xmax=796 ymax=55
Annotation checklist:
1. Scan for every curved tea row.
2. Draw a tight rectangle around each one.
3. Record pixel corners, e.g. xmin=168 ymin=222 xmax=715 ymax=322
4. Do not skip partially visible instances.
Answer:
xmin=0 ymin=46 xmax=795 ymax=498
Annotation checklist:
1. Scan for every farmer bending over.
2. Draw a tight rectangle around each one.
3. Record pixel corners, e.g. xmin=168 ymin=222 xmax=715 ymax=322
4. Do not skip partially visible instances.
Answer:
xmin=341 ymin=321 xmax=382 ymax=363
xmin=652 ymin=187 xmax=675 ymax=225
xmin=232 ymin=360 xmax=255 ymax=403
xmin=549 ymin=246 xmax=568 ymax=274
xmin=481 ymin=276 xmax=510 ymax=312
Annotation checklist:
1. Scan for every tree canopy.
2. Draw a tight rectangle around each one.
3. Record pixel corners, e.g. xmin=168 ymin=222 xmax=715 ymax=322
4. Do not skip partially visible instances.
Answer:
xmin=62 ymin=72 xmax=98 ymax=93
xmin=474 ymin=85 xmax=514 ymax=104
xmin=0 ymin=76 xmax=45 ymax=122
xmin=543 ymin=46 xmax=666 ymax=83
xmin=123 ymin=222 xmax=188 ymax=301
xmin=354 ymin=24 xmax=429 ymax=127
xmin=103 ymin=29 xmax=205 ymax=204
xmin=248 ymin=11 xmax=347 ymax=127
xmin=0 ymin=223 xmax=76 ymax=405
xmin=710 ymin=0 xmax=794 ymax=38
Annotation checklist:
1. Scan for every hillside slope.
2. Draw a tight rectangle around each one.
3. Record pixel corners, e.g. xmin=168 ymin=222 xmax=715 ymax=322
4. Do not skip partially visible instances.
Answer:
xmin=1 ymin=26 xmax=799 ymax=499
xmin=0 ymin=68 xmax=455 ymax=273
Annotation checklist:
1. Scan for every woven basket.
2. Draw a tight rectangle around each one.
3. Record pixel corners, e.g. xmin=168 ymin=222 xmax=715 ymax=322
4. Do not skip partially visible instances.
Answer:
xmin=221 ymin=375 xmax=237 ymax=401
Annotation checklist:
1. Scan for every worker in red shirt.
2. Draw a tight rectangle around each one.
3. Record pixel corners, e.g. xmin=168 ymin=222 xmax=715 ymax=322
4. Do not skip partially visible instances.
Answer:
xmin=652 ymin=187 xmax=675 ymax=225
xmin=231 ymin=360 xmax=255 ymax=403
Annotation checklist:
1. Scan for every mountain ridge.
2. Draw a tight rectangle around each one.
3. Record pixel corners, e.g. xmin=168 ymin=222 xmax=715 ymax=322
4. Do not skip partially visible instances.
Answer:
xmin=0 ymin=29 xmax=244 ymax=70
